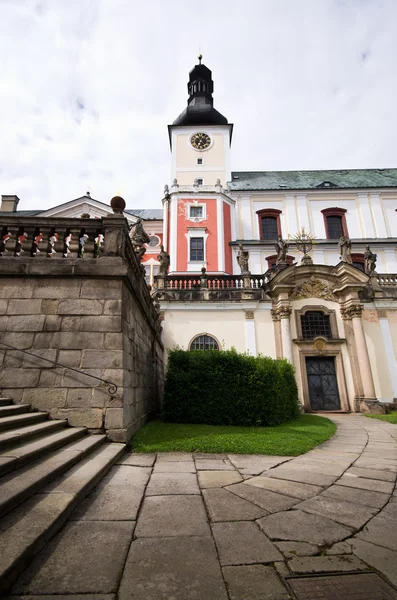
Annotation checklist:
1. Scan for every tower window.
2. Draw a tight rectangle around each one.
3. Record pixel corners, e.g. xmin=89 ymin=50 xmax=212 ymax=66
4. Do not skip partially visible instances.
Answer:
xmin=197 ymin=178 xmax=203 ymax=185
xmin=189 ymin=205 xmax=203 ymax=218
xmin=321 ymin=208 xmax=348 ymax=239
xmin=197 ymin=158 xmax=203 ymax=165
xmin=256 ymin=209 xmax=282 ymax=241
xmin=190 ymin=334 xmax=219 ymax=351
xmin=301 ymin=311 xmax=332 ymax=339
xmin=190 ymin=237 xmax=204 ymax=261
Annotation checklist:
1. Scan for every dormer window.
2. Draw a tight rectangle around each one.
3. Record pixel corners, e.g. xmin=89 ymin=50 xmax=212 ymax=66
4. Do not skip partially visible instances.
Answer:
xmin=321 ymin=208 xmax=348 ymax=239
xmin=256 ymin=209 xmax=282 ymax=240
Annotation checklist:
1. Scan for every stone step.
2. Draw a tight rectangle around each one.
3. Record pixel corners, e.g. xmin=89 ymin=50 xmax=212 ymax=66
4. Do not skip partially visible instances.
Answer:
xmin=0 ymin=399 xmax=13 ymax=407
xmin=0 ymin=404 xmax=31 ymax=418
xmin=0 ymin=419 xmax=68 ymax=450
xmin=0 ymin=434 xmax=106 ymax=520
xmin=0 ymin=441 xmax=125 ymax=595
xmin=0 ymin=427 xmax=87 ymax=476
xmin=0 ymin=412 xmax=48 ymax=433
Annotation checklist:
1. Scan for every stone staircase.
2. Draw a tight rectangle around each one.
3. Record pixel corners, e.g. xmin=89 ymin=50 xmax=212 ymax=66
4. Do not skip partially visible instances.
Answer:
xmin=0 ymin=397 xmax=125 ymax=595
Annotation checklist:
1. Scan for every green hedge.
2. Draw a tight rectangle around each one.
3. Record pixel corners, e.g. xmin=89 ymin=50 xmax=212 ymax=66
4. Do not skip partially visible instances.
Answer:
xmin=163 ymin=349 xmax=300 ymax=427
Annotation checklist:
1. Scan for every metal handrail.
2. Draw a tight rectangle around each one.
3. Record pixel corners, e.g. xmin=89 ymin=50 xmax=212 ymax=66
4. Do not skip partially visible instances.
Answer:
xmin=0 ymin=341 xmax=118 ymax=395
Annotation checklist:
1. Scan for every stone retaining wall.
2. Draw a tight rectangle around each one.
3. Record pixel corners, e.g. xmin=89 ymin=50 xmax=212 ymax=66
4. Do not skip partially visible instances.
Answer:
xmin=0 ymin=215 xmax=164 ymax=442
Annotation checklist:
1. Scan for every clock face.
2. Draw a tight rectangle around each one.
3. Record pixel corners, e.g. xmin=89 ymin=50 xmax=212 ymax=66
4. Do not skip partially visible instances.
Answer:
xmin=191 ymin=132 xmax=211 ymax=150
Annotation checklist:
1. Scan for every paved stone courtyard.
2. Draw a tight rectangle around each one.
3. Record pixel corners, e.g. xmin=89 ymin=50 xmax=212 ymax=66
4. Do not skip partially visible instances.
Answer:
xmin=7 ymin=415 xmax=397 ymax=599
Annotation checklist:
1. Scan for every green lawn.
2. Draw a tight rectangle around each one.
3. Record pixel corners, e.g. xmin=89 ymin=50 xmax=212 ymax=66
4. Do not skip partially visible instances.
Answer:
xmin=364 ymin=412 xmax=397 ymax=424
xmin=130 ymin=415 xmax=336 ymax=456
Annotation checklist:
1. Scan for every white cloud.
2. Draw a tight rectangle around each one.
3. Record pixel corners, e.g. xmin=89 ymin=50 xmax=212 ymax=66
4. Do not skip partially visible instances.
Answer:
xmin=0 ymin=0 xmax=396 ymax=210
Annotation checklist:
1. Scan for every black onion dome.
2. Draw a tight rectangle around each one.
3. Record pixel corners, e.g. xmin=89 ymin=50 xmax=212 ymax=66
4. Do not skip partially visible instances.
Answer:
xmin=172 ymin=60 xmax=228 ymax=126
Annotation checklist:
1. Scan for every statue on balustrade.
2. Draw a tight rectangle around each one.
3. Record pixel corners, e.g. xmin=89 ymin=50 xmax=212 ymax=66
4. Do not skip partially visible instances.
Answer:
xmin=364 ymin=245 xmax=377 ymax=275
xmin=130 ymin=218 xmax=150 ymax=261
xmin=157 ymin=245 xmax=170 ymax=276
xmin=237 ymin=244 xmax=251 ymax=275
xmin=338 ymin=236 xmax=352 ymax=264
xmin=275 ymin=235 xmax=288 ymax=265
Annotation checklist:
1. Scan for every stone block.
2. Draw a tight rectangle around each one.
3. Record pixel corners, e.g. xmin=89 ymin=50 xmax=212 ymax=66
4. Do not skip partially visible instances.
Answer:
xmin=12 ymin=520 xmax=134 ymax=595
xmin=117 ymin=453 xmax=156 ymax=467
xmin=51 ymin=332 xmax=104 ymax=350
xmin=32 ymin=279 xmax=81 ymax=298
xmin=222 ymin=565 xmax=290 ymax=600
xmin=22 ymin=349 xmax=57 ymax=369
xmin=37 ymin=370 xmax=62 ymax=387
xmin=80 ymin=316 xmax=122 ymax=332
xmin=58 ymin=350 xmax=82 ymax=367
xmin=7 ymin=299 xmax=43 ymax=314
xmin=295 ymin=495 xmax=378 ymax=529
xmin=153 ymin=461 xmax=196 ymax=473
xmin=33 ymin=332 xmax=54 ymax=349
xmin=4 ymin=350 xmax=24 ymax=367
xmin=106 ymin=428 xmax=128 ymax=442
xmin=203 ymin=488 xmax=266 ymax=521
xmin=102 ymin=369 xmax=124 ymax=387
xmin=57 ymin=408 xmax=103 ymax=429
xmin=0 ymin=316 xmax=6 ymax=331
xmin=44 ymin=315 xmax=61 ymax=331
xmin=60 ymin=316 xmax=82 ymax=331
xmin=135 ymin=495 xmax=211 ymax=538
xmin=198 ymin=471 xmax=244 ymax=489
xmin=58 ymin=299 xmax=103 ymax=315
xmin=246 ymin=476 xmax=322 ymax=500
xmin=225 ymin=483 xmax=299 ymax=513
xmin=0 ymin=281 xmax=33 ymax=298
xmin=22 ymin=388 xmax=67 ymax=411
xmin=104 ymin=333 xmax=123 ymax=349
xmin=80 ymin=279 xmax=121 ymax=299
xmin=104 ymin=408 xmax=125 ymax=429
xmin=146 ymin=472 xmax=200 ymax=495
xmin=212 ymin=521 xmax=283 ymax=566
xmin=104 ymin=300 xmax=122 ymax=315
xmin=275 ymin=541 xmax=319 ymax=558
xmin=0 ymin=299 xmax=8 ymax=314
xmin=41 ymin=299 xmax=59 ymax=314
xmin=81 ymin=350 xmax=123 ymax=369
xmin=118 ymin=537 xmax=228 ymax=600
xmin=0 ymin=368 xmax=40 ymax=388
xmin=1 ymin=331 xmax=34 ymax=349
xmin=91 ymin=387 xmax=123 ymax=408
xmin=62 ymin=369 xmax=102 ymax=388
xmin=66 ymin=388 xmax=93 ymax=408
xmin=6 ymin=315 xmax=46 ymax=332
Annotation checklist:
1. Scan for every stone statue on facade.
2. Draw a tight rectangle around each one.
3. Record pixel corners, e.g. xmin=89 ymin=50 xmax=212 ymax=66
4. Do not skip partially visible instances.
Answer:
xmin=338 ymin=236 xmax=352 ymax=264
xmin=275 ymin=235 xmax=288 ymax=265
xmin=157 ymin=245 xmax=170 ymax=276
xmin=364 ymin=245 xmax=377 ymax=275
xmin=236 ymin=244 xmax=250 ymax=275
xmin=130 ymin=218 xmax=150 ymax=261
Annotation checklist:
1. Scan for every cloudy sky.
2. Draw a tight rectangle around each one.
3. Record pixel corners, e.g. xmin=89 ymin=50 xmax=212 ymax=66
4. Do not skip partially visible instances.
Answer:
xmin=1 ymin=0 xmax=396 ymax=211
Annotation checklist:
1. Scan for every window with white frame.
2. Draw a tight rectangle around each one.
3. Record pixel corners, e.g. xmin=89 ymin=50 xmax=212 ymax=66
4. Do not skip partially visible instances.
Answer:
xmin=190 ymin=237 xmax=204 ymax=261
xmin=189 ymin=205 xmax=204 ymax=219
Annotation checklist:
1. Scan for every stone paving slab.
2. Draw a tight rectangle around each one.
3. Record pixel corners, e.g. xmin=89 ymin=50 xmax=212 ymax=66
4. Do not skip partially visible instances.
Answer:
xmin=195 ymin=459 xmax=235 ymax=470
xmin=347 ymin=537 xmax=397 ymax=588
xmin=283 ymin=460 xmax=346 ymax=477
xmin=320 ymin=484 xmax=390 ymax=509
xmin=156 ymin=452 xmax=194 ymax=462
xmin=198 ymin=470 xmax=243 ymax=488
xmin=222 ymin=565 xmax=290 ymax=600
xmin=345 ymin=466 xmax=396 ymax=482
xmin=118 ymin=537 xmax=228 ymax=600
xmin=246 ymin=476 xmax=323 ymax=499
xmin=70 ymin=486 xmax=143 ymax=521
xmin=12 ymin=521 xmax=134 ymax=595
xmin=135 ymin=495 xmax=210 ymax=537
xmin=356 ymin=515 xmax=397 ymax=551
xmin=336 ymin=474 xmax=395 ymax=494
xmin=227 ymin=455 xmax=292 ymax=475
xmin=275 ymin=541 xmax=319 ymax=558
xmin=257 ymin=510 xmax=353 ymax=545
xmin=153 ymin=461 xmax=196 ymax=473
xmin=203 ymin=488 xmax=266 ymax=521
xmin=99 ymin=465 xmax=151 ymax=488
xmin=265 ymin=468 xmax=336 ymax=487
xmin=212 ymin=521 xmax=283 ymax=566
xmin=288 ymin=554 xmax=367 ymax=573
xmin=145 ymin=472 xmax=199 ymax=495
xmin=225 ymin=482 xmax=299 ymax=512
xmin=325 ymin=541 xmax=353 ymax=555
xmin=295 ymin=495 xmax=378 ymax=529
xmin=116 ymin=453 xmax=156 ymax=467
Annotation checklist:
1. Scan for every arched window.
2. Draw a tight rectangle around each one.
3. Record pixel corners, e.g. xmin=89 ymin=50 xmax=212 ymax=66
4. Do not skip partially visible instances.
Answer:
xmin=256 ymin=209 xmax=282 ymax=240
xmin=351 ymin=253 xmax=365 ymax=272
xmin=301 ymin=311 xmax=332 ymax=340
xmin=321 ymin=208 xmax=348 ymax=239
xmin=190 ymin=334 xmax=219 ymax=351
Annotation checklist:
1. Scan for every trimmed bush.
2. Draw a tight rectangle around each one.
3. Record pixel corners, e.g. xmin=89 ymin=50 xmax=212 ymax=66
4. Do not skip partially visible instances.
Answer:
xmin=163 ymin=349 xmax=300 ymax=427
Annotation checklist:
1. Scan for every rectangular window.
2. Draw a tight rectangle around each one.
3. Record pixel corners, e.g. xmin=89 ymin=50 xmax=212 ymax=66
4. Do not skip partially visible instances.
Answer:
xmin=326 ymin=216 xmax=344 ymax=239
xmin=260 ymin=217 xmax=278 ymax=240
xmin=190 ymin=237 xmax=204 ymax=261
xmin=197 ymin=158 xmax=203 ymax=165
xmin=197 ymin=178 xmax=203 ymax=185
xmin=189 ymin=205 xmax=203 ymax=218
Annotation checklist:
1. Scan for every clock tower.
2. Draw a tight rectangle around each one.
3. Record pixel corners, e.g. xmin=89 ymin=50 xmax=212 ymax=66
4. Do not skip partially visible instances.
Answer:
xmin=168 ymin=56 xmax=233 ymax=187
xmin=164 ymin=57 xmax=235 ymax=274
